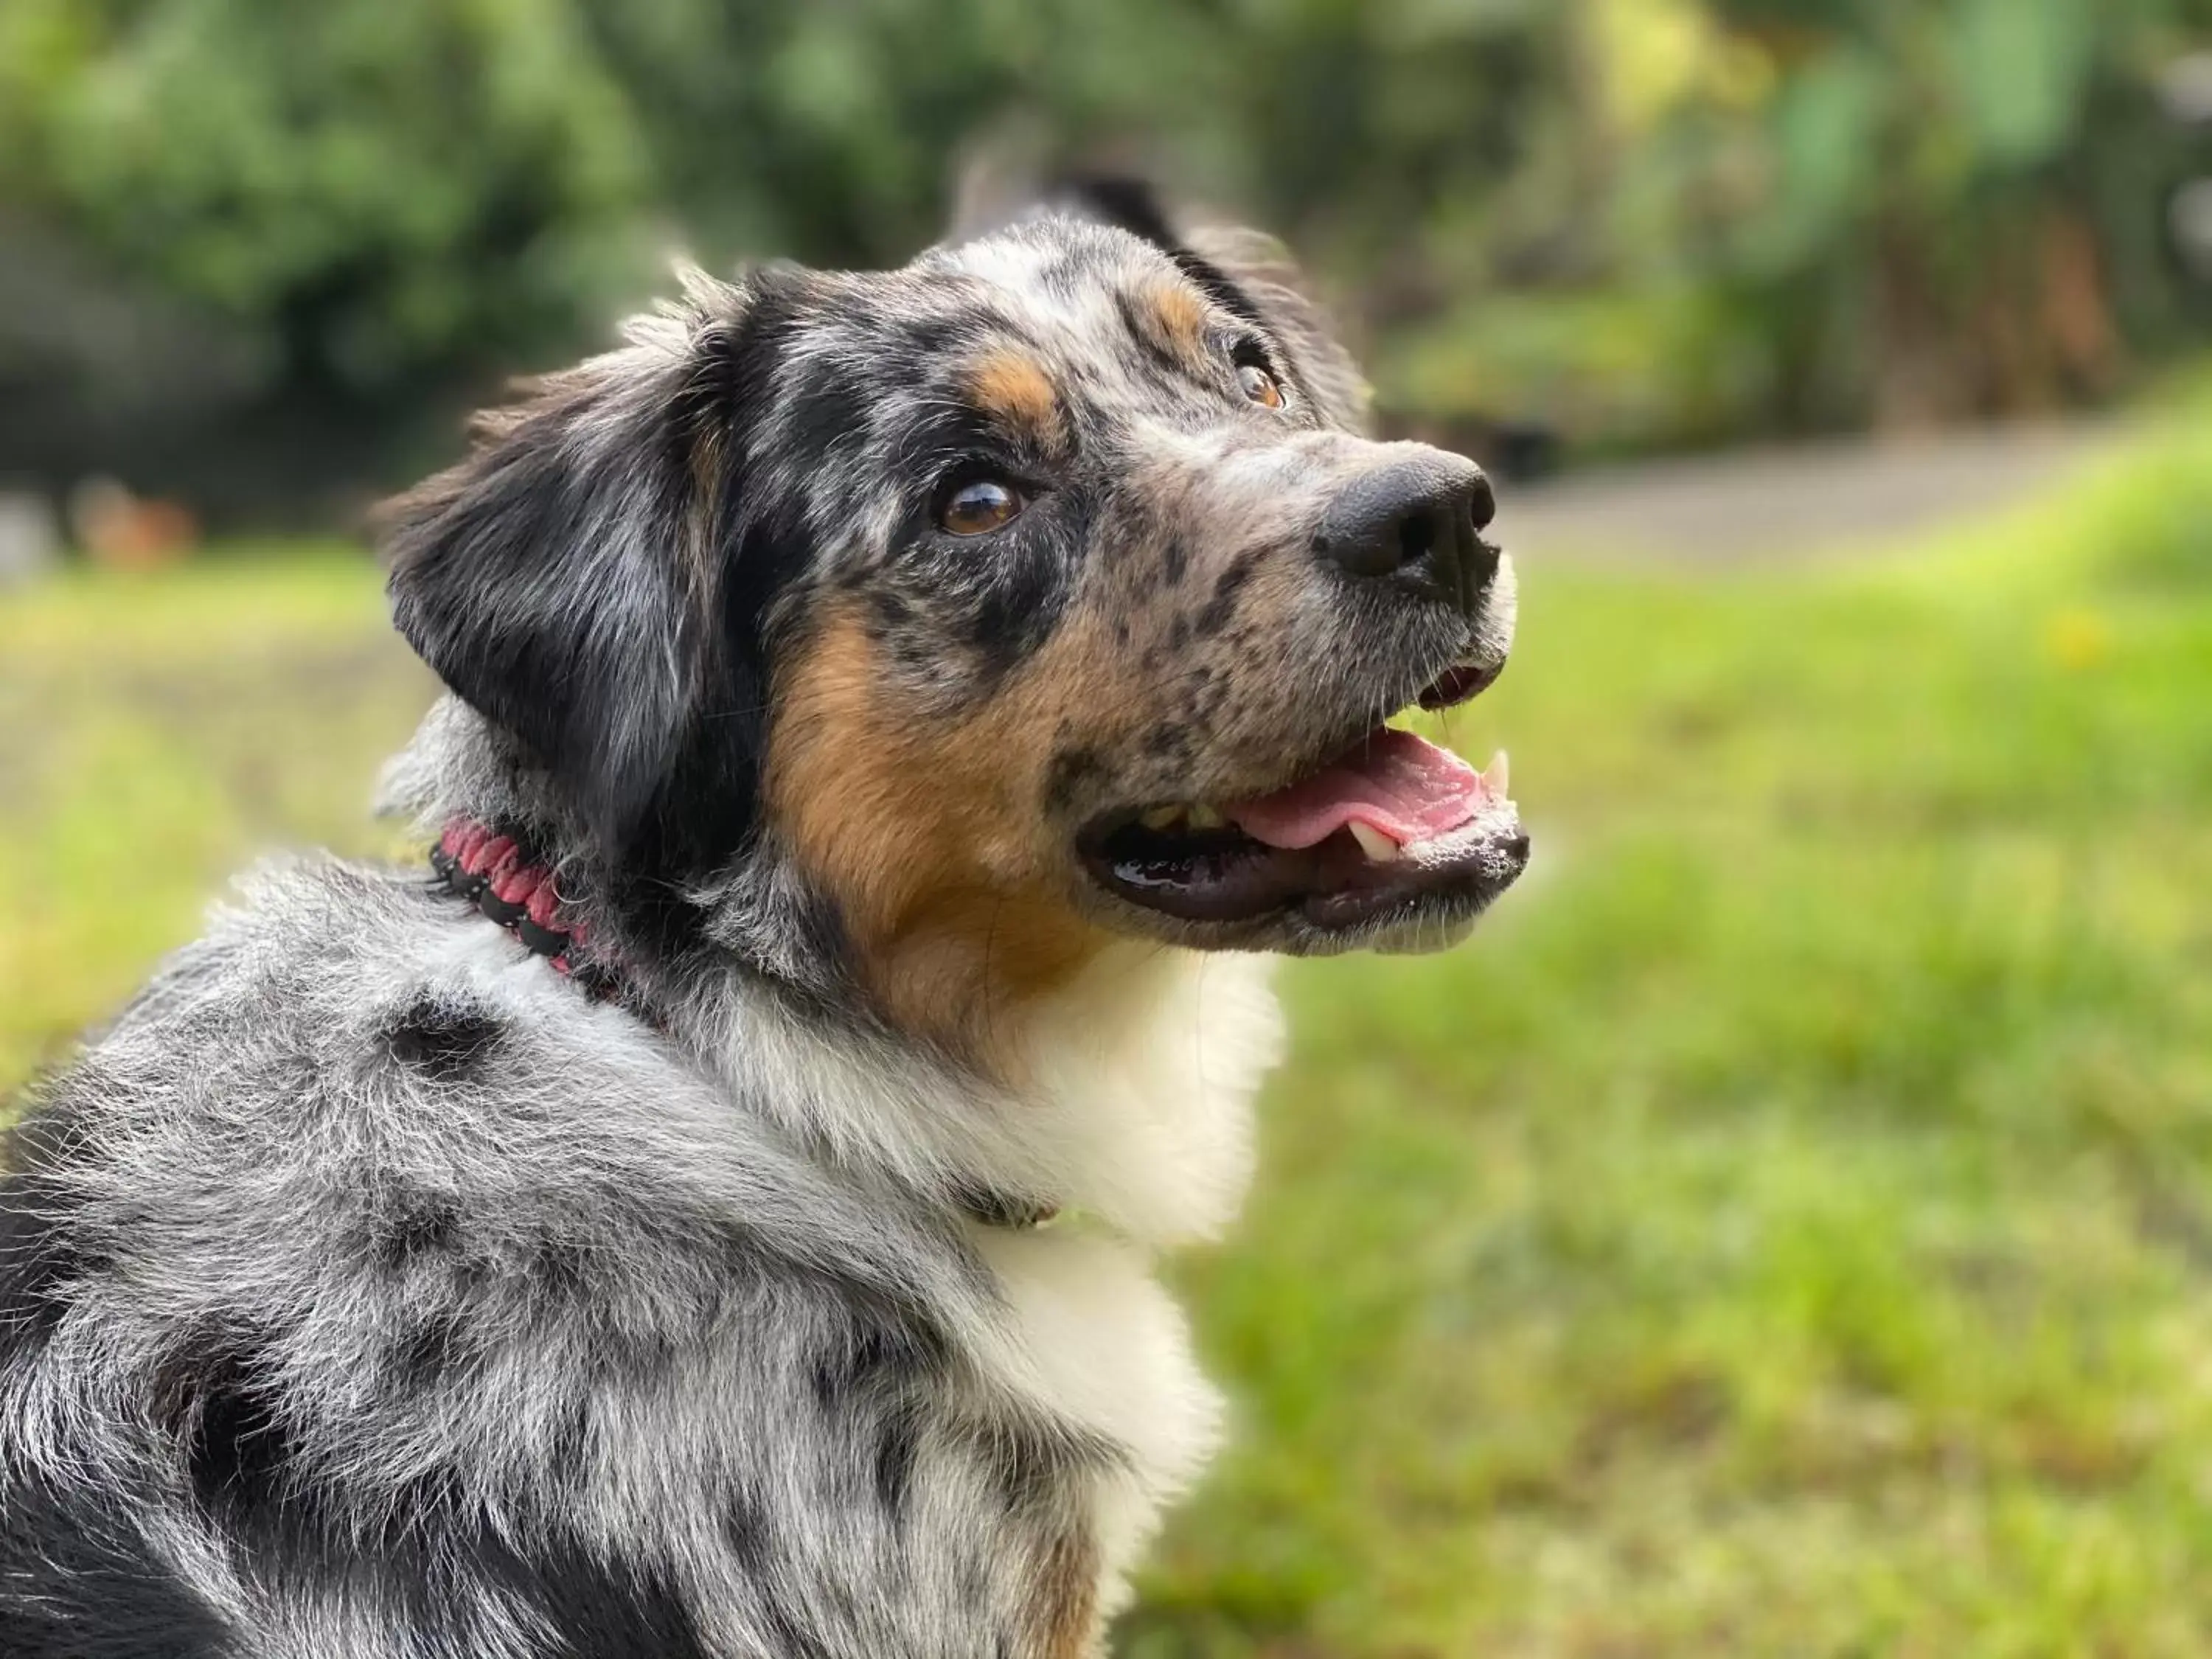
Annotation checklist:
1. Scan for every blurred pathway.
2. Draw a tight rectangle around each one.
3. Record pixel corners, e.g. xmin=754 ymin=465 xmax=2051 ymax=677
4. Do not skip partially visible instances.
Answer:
xmin=1492 ymin=417 xmax=2124 ymax=565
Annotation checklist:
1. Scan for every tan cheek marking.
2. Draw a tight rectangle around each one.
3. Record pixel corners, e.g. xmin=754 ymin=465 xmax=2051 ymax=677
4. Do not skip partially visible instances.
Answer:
xmin=766 ymin=604 xmax=1134 ymax=1068
xmin=968 ymin=352 xmax=1063 ymax=451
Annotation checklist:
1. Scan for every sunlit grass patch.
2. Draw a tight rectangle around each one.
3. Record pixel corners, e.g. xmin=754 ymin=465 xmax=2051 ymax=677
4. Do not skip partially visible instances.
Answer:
xmin=0 ymin=546 xmax=433 ymax=1087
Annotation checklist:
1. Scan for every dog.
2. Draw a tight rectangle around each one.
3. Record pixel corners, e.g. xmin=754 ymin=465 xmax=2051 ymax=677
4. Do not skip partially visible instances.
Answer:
xmin=0 ymin=181 xmax=1525 ymax=1658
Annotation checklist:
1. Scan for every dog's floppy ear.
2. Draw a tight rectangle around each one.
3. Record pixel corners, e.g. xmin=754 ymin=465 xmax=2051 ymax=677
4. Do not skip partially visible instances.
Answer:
xmin=1051 ymin=174 xmax=1373 ymax=432
xmin=381 ymin=280 xmax=753 ymax=857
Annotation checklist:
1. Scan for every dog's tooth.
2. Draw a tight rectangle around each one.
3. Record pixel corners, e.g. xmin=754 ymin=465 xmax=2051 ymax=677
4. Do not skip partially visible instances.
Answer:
xmin=1138 ymin=805 xmax=1186 ymax=831
xmin=1188 ymin=804 xmax=1228 ymax=831
xmin=1348 ymin=821 xmax=1400 ymax=863
xmin=1486 ymin=749 xmax=1510 ymax=797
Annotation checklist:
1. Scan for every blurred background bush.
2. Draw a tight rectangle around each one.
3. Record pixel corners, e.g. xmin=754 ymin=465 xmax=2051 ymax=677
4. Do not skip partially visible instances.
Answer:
xmin=4 ymin=0 xmax=2211 ymax=520
xmin=5 ymin=1 xmax=2212 ymax=1655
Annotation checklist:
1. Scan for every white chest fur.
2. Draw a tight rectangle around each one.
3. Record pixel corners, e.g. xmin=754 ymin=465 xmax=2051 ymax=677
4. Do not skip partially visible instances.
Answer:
xmin=967 ymin=1224 xmax=1220 ymax=1612
xmin=1009 ymin=947 xmax=1284 ymax=1245
xmin=964 ymin=948 xmax=1284 ymax=1607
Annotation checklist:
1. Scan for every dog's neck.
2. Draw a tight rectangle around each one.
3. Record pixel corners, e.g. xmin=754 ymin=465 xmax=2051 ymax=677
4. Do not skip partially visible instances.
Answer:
xmin=381 ymin=701 xmax=1284 ymax=1248
xmin=681 ymin=939 xmax=1281 ymax=1245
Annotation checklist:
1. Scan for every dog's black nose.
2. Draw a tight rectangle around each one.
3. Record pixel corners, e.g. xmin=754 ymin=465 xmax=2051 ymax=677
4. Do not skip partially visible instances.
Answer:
xmin=1312 ymin=456 xmax=1498 ymax=613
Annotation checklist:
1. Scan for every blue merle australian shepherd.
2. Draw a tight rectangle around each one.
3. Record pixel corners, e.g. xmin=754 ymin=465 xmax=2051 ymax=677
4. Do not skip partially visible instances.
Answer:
xmin=0 ymin=183 xmax=1524 ymax=1657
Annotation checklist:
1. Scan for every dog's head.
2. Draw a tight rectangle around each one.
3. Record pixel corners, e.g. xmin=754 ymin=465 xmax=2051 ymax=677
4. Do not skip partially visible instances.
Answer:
xmin=384 ymin=189 xmax=1526 ymax=1054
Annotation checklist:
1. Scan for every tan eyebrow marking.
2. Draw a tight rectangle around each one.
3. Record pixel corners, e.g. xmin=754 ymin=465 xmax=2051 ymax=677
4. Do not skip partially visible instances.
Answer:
xmin=1148 ymin=281 xmax=1210 ymax=358
xmin=967 ymin=351 xmax=1065 ymax=449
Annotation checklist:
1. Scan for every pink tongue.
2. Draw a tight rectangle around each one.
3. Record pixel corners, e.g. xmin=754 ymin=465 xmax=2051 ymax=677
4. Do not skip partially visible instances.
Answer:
xmin=1225 ymin=728 xmax=1486 ymax=851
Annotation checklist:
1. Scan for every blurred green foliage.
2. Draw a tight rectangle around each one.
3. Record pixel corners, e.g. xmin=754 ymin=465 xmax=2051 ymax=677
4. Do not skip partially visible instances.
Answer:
xmin=1388 ymin=0 xmax=2212 ymax=442
xmin=1 ymin=0 xmax=648 ymax=397
xmin=3 ymin=0 xmax=2209 ymax=497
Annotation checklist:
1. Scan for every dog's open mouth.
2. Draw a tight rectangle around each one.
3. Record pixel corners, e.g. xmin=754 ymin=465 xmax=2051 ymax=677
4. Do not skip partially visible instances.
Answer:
xmin=1078 ymin=665 xmax=1528 ymax=932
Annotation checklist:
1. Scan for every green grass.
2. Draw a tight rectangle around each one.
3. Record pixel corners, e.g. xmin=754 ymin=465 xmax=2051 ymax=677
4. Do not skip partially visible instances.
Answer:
xmin=0 ymin=545 xmax=435 ymax=1084
xmin=4 ymin=412 xmax=2211 ymax=1655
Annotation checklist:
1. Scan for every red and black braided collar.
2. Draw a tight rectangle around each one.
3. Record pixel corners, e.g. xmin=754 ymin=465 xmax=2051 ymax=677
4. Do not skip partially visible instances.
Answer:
xmin=428 ymin=818 xmax=620 ymax=1000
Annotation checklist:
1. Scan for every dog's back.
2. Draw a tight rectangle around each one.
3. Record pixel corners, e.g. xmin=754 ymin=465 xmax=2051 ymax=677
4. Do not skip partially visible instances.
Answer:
xmin=1 ymin=858 xmax=1116 ymax=1657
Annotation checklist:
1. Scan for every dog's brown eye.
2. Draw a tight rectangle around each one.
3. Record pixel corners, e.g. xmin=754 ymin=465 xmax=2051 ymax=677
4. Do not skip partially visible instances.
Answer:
xmin=1237 ymin=362 xmax=1285 ymax=410
xmin=939 ymin=477 xmax=1025 ymax=536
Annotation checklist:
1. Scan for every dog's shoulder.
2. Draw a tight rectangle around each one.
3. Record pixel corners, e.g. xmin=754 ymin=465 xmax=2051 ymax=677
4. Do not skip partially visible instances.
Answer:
xmin=1 ymin=855 xmax=1058 ymax=1656
xmin=7 ymin=852 xmax=974 ymax=1330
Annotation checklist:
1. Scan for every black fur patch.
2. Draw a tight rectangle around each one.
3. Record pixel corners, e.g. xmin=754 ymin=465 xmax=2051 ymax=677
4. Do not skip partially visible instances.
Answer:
xmin=1195 ymin=547 xmax=1265 ymax=638
xmin=1160 ymin=536 xmax=1189 ymax=587
xmin=1144 ymin=723 xmax=1192 ymax=761
xmin=873 ymin=1399 xmax=925 ymax=1515
xmin=787 ymin=360 xmax=872 ymax=464
xmin=1043 ymin=745 xmax=1106 ymax=814
xmin=965 ymin=552 xmax=1071 ymax=684
xmin=806 ymin=1290 xmax=949 ymax=1530
xmin=383 ymin=998 xmax=501 ymax=1080
xmin=0 ymin=1470 xmax=234 ymax=1658
xmin=375 ymin=1193 xmax=464 ymax=1267
xmin=807 ymin=1296 xmax=946 ymax=1413
xmin=475 ymin=1537 xmax=716 ymax=1659
xmin=295 ymin=1499 xmax=715 ymax=1659
xmin=961 ymin=1413 xmax=1117 ymax=1520
xmin=181 ymin=1348 xmax=293 ymax=1512
xmin=723 ymin=1491 xmax=773 ymax=1574
xmin=0 ymin=1167 xmax=84 ymax=1344
xmin=148 ymin=1354 xmax=719 ymax=1659
xmin=392 ymin=1308 xmax=470 ymax=1390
